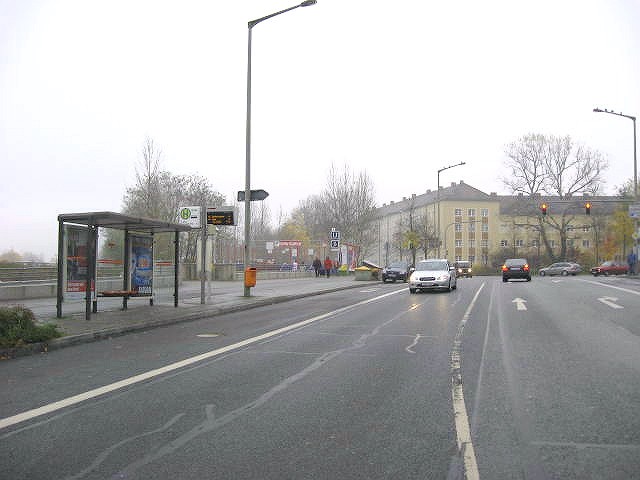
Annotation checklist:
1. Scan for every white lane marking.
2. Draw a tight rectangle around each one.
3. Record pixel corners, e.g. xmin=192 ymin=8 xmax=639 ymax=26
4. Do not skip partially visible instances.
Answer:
xmin=450 ymin=283 xmax=484 ymax=480
xmin=405 ymin=334 xmax=422 ymax=354
xmin=579 ymin=278 xmax=640 ymax=296
xmin=359 ymin=289 xmax=378 ymax=293
xmin=196 ymin=334 xmax=219 ymax=338
xmin=597 ymin=297 xmax=624 ymax=309
xmin=0 ymin=289 xmax=403 ymax=431
xmin=512 ymin=297 xmax=527 ymax=311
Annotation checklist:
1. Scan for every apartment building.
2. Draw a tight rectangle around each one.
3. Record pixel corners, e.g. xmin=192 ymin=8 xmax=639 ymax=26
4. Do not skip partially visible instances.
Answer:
xmin=369 ymin=181 xmax=627 ymax=268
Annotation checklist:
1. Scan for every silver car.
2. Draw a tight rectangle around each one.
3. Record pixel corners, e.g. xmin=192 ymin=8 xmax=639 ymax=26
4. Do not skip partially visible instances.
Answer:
xmin=409 ymin=259 xmax=457 ymax=293
xmin=538 ymin=262 xmax=581 ymax=276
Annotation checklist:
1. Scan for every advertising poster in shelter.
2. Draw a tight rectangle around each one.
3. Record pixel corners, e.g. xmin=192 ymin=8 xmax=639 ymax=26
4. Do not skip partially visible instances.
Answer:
xmin=130 ymin=236 xmax=153 ymax=295
xmin=66 ymin=225 xmax=93 ymax=298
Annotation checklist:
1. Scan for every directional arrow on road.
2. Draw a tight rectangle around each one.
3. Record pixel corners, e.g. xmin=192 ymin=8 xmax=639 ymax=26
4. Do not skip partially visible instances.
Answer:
xmin=597 ymin=297 xmax=624 ymax=309
xmin=512 ymin=297 xmax=527 ymax=311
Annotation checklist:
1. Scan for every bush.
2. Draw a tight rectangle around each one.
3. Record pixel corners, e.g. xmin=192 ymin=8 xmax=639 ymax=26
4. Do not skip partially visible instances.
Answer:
xmin=0 ymin=306 xmax=62 ymax=348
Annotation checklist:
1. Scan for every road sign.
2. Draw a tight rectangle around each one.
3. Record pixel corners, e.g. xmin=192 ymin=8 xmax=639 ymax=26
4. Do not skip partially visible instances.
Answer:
xmin=206 ymin=208 xmax=236 ymax=226
xmin=629 ymin=203 xmax=640 ymax=218
xmin=330 ymin=228 xmax=340 ymax=240
xmin=177 ymin=206 xmax=201 ymax=228
xmin=237 ymin=189 xmax=269 ymax=202
xmin=330 ymin=239 xmax=340 ymax=251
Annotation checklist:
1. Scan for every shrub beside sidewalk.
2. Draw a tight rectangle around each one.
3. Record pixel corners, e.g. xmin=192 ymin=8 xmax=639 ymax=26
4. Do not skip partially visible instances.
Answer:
xmin=0 ymin=305 xmax=62 ymax=348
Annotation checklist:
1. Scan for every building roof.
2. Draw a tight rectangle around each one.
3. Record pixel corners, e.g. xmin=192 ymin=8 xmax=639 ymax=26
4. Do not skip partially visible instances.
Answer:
xmin=376 ymin=181 xmax=631 ymax=218
xmin=375 ymin=181 xmax=497 ymax=218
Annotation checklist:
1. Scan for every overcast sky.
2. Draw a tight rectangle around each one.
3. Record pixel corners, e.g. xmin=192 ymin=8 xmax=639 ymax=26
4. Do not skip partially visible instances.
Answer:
xmin=1 ymin=0 xmax=639 ymax=260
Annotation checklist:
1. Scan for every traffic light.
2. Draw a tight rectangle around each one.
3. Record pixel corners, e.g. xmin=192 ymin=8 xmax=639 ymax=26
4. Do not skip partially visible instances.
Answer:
xmin=540 ymin=203 xmax=548 ymax=216
xmin=585 ymin=202 xmax=591 ymax=215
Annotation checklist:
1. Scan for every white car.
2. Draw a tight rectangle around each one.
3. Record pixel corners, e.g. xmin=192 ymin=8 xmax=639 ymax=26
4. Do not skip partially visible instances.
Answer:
xmin=409 ymin=259 xmax=457 ymax=293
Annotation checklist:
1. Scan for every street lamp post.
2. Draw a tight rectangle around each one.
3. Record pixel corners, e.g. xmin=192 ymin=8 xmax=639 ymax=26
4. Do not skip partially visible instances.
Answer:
xmin=443 ymin=220 xmax=477 ymax=258
xmin=593 ymin=108 xmax=637 ymax=199
xmin=593 ymin=107 xmax=638 ymax=265
xmin=244 ymin=0 xmax=317 ymax=297
xmin=437 ymin=162 xmax=466 ymax=258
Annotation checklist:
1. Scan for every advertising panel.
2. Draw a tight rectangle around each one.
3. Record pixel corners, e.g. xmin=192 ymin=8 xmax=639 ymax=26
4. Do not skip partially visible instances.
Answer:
xmin=130 ymin=236 xmax=153 ymax=295
xmin=65 ymin=225 xmax=93 ymax=298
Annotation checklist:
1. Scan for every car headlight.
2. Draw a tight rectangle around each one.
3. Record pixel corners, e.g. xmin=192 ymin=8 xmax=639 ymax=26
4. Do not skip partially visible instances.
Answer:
xmin=438 ymin=273 xmax=450 ymax=281
xmin=458 ymin=268 xmax=462 ymax=273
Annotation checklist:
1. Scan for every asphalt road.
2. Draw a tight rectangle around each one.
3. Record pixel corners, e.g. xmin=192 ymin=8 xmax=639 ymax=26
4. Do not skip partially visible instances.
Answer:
xmin=1 ymin=276 xmax=639 ymax=479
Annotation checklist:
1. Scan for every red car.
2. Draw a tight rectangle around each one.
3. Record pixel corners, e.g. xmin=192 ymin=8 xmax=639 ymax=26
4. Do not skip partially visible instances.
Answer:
xmin=590 ymin=261 xmax=628 ymax=276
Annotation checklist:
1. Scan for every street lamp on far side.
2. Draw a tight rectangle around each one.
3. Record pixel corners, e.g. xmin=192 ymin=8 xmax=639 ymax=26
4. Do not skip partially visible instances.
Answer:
xmin=437 ymin=161 xmax=466 ymax=258
xmin=244 ymin=1 xmax=317 ymax=297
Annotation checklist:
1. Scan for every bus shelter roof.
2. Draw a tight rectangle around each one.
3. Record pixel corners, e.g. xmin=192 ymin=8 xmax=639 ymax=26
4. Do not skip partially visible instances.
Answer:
xmin=58 ymin=211 xmax=192 ymax=233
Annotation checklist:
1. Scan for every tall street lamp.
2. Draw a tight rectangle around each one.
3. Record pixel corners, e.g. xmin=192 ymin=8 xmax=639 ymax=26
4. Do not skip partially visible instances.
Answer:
xmin=437 ymin=161 xmax=466 ymax=258
xmin=593 ymin=107 xmax=638 ymax=263
xmin=593 ymin=108 xmax=637 ymax=199
xmin=244 ymin=0 xmax=317 ymax=297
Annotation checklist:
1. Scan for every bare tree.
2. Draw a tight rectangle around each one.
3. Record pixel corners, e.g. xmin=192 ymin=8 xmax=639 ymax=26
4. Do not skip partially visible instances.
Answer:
xmin=320 ymin=164 xmax=377 ymax=262
xmin=503 ymin=133 xmax=547 ymax=195
xmin=121 ymin=138 xmax=227 ymax=263
xmin=502 ymin=133 xmax=608 ymax=261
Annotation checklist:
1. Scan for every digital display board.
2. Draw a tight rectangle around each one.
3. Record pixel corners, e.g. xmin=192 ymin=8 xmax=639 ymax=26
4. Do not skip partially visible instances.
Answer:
xmin=206 ymin=209 xmax=235 ymax=225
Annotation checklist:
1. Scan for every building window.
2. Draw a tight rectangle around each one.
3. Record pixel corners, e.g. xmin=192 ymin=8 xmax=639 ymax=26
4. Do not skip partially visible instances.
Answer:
xmin=469 ymin=255 xmax=475 ymax=263
xmin=582 ymin=239 xmax=590 ymax=248
xmin=468 ymin=222 xmax=476 ymax=232
xmin=481 ymin=208 xmax=489 ymax=217
xmin=468 ymin=208 xmax=475 ymax=217
xmin=455 ymin=223 xmax=462 ymax=232
xmin=532 ymin=239 xmax=539 ymax=247
xmin=515 ymin=239 xmax=524 ymax=247
xmin=549 ymin=240 xmax=555 ymax=248
xmin=455 ymin=255 xmax=462 ymax=262
xmin=582 ymin=225 xmax=590 ymax=232
xmin=481 ymin=254 xmax=488 ymax=265
xmin=455 ymin=240 xmax=463 ymax=247
xmin=469 ymin=240 xmax=476 ymax=248
xmin=567 ymin=239 xmax=574 ymax=247
xmin=455 ymin=208 xmax=462 ymax=216
xmin=480 ymin=240 xmax=488 ymax=248
xmin=481 ymin=224 xmax=489 ymax=232
xmin=500 ymin=239 xmax=508 ymax=247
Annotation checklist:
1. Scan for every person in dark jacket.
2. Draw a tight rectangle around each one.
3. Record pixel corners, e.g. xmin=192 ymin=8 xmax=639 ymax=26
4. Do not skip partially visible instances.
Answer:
xmin=312 ymin=257 xmax=322 ymax=277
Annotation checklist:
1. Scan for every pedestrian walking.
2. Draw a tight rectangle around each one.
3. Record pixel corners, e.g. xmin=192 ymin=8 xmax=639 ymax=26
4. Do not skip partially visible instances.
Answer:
xmin=312 ymin=257 xmax=322 ymax=277
xmin=324 ymin=256 xmax=332 ymax=278
xmin=627 ymin=251 xmax=637 ymax=275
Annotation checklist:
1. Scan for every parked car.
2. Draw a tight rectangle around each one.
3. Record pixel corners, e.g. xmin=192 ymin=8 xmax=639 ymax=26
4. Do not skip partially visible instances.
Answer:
xmin=501 ymin=258 xmax=531 ymax=282
xmin=409 ymin=259 xmax=457 ymax=293
xmin=590 ymin=261 xmax=628 ymax=276
xmin=538 ymin=262 xmax=581 ymax=276
xmin=382 ymin=261 xmax=411 ymax=283
xmin=454 ymin=260 xmax=473 ymax=278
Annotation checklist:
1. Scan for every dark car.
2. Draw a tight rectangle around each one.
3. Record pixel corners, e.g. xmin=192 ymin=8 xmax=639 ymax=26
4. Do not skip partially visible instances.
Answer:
xmin=501 ymin=258 xmax=531 ymax=282
xmin=538 ymin=262 xmax=581 ymax=276
xmin=590 ymin=261 xmax=628 ymax=276
xmin=454 ymin=261 xmax=472 ymax=278
xmin=382 ymin=261 xmax=411 ymax=283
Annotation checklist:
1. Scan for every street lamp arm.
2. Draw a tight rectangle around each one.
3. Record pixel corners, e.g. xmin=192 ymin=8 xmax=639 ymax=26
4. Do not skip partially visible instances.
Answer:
xmin=249 ymin=1 xmax=316 ymax=29
xmin=438 ymin=161 xmax=466 ymax=175
xmin=593 ymin=107 xmax=636 ymax=121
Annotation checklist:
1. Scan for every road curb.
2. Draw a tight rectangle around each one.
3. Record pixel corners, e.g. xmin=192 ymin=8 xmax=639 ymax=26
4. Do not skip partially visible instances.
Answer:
xmin=1 ymin=281 xmax=379 ymax=360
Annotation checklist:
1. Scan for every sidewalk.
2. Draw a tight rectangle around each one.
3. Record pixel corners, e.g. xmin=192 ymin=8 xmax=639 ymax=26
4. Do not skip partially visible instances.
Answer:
xmin=1 ymin=276 xmax=380 ymax=358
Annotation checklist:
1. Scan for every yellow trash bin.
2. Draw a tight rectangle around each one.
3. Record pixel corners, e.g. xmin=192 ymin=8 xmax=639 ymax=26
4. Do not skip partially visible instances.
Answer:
xmin=244 ymin=267 xmax=257 ymax=288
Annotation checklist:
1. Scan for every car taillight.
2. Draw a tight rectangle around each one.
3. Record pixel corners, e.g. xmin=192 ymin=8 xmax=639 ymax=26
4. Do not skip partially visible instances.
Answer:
xmin=501 ymin=265 xmax=508 ymax=272
xmin=524 ymin=264 xmax=530 ymax=271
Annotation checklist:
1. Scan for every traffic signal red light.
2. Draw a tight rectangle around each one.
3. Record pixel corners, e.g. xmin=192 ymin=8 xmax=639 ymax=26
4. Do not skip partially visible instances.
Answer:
xmin=585 ymin=202 xmax=591 ymax=215
xmin=541 ymin=203 xmax=548 ymax=215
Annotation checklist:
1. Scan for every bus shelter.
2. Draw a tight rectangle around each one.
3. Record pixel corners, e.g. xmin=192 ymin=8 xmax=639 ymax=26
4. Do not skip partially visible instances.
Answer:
xmin=56 ymin=212 xmax=192 ymax=320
